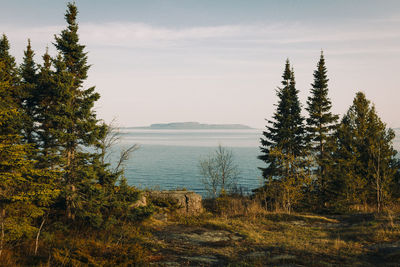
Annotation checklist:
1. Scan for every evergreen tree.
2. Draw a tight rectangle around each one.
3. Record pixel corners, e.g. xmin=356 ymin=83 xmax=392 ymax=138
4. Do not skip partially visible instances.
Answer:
xmin=0 ymin=62 xmax=59 ymax=256
xmin=49 ymin=2 xmax=107 ymax=220
xmin=0 ymin=35 xmax=20 ymax=135
xmin=258 ymin=60 xmax=308 ymax=212
xmin=19 ymin=40 xmax=39 ymax=145
xmin=332 ymin=92 xmax=397 ymax=211
xmin=35 ymin=48 xmax=62 ymax=170
xmin=0 ymin=34 xmax=18 ymax=87
xmin=305 ymin=52 xmax=339 ymax=206
xmin=259 ymin=59 xmax=306 ymax=179
xmin=334 ymin=92 xmax=371 ymax=208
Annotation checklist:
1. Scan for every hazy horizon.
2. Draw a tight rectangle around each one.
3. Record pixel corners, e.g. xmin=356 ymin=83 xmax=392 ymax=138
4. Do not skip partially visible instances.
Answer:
xmin=2 ymin=0 xmax=400 ymax=128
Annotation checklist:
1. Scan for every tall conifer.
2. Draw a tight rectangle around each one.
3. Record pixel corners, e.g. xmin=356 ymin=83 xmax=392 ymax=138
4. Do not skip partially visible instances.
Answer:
xmin=0 ymin=34 xmax=18 ymax=85
xmin=50 ymin=2 xmax=106 ymax=220
xmin=20 ymin=40 xmax=39 ymax=144
xmin=0 ymin=51 xmax=59 ymax=256
xmin=0 ymin=35 xmax=20 ymax=135
xmin=259 ymin=59 xmax=305 ymax=179
xmin=305 ymin=52 xmax=339 ymax=204
xmin=258 ymin=60 xmax=307 ymax=212
xmin=35 ymin=49 xmax=60 ymax=169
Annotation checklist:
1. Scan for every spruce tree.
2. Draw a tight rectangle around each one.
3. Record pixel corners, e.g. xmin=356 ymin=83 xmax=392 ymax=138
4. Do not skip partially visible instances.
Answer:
xmin=35 ymin=48 xmax=63 ymax=171
xmin=0 ymin=56 xmax=59 ymax=256
xmin=258 ymin=60 xmax=307 ymax=212
xmin=259 ymin=59 xmax=305 ymax=178
xmin=0 ymin=35 xmax=20 ymax=135
xmin=20 ymin=40 xmax=39 ymax=145
xmin=0 ymin=34 xmax=18 ymax=87
xmin=305 ymin=52 xmax=339 ymax=205
xmin=50 ymin=2 xmax=106 ymax=220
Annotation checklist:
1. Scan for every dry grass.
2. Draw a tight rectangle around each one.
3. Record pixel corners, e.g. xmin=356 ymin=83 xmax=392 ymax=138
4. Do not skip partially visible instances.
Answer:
xmin=142 ymin=196 xmax=400 ymax=266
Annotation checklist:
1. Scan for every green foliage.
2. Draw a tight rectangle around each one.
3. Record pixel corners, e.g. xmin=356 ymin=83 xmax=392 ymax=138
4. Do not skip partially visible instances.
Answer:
xmin=19 ymin=39 xmax=39 ymax=145
xmin=259 ymin=59 xmax=306 ymax=180
xmin=258 ymin=58 xmax=399 ymax=214
xmin=0 ymin=34 xmax=19 ymax=91
xmin=258 ymin=60 xmax=308 ymax=213
xmin=0 ymin=108 xmax=60 ymax=250
xmin=41 ymin=2 xmax=108 ymax=221
xmin=331 ymin=92 xmax=398 ymax=211
xmin=1 ymin=1 xmax=400 ymax=265
xmin=0 ymin=36 xmax=21 ymax=135
xmin=150 ymin=195 xmax=180 ymax=210
xmin=260 ymin=147 xmax=313 ymax=213
xmin=0 ymin=3 xmax=151 ymax=263
xmin=305 ymin=52 xmax=339 ymax=206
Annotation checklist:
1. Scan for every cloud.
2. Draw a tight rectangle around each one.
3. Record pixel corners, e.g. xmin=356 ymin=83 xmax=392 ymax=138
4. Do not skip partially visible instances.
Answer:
xmin=2 ymin=18 xmax=399 ymax=128
xmin=2 ymin=19 xmax=400 ymax=51
xmin=80 ymin=21 xmax=400 ymax=48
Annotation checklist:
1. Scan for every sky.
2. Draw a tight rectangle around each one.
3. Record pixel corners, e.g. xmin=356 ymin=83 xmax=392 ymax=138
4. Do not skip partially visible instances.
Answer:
xmin=1 ymin=0 xmax=400 ymax=128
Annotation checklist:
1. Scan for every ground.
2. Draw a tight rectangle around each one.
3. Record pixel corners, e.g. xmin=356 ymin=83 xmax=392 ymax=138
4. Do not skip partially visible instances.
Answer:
xmin=140 ymin=211 xmax=400 ymax=266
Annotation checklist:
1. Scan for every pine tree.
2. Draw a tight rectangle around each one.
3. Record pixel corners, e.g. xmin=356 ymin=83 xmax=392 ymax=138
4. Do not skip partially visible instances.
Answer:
xmin=258 ymin=60 xmax=308 ymax=212
xmin=259 ymin=59 xmax=306 ymax=178
xmin=333 ymin=92 xmax=397 ymax=211
xmin=20 ymin=40 xmax=39 ymax=145
xmin=0 ymin=62 xmax=59 ymax=256
xmin=305 ymin=52 xmax=339 ymax=206
xmin=0 ymin=35 xmax=20 ymax=135
xmin=34 ymin=48 xmax=62 ymax=170
xmin=0 ymin=34 xmax=18 ymax=86
xmin=49 ymin=2 xmax=107 ymax=220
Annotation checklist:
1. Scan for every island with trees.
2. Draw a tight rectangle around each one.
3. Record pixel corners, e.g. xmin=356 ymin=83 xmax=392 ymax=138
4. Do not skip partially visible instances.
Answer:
xmin=128 ymin=121 xmax=253 ymax=130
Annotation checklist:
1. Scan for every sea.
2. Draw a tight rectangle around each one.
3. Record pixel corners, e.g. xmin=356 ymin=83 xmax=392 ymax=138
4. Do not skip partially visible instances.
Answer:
xmin=111 ymin=128 xmax=400 ymax=197
xmin=113 ymin=129 xmax=264 ymax=196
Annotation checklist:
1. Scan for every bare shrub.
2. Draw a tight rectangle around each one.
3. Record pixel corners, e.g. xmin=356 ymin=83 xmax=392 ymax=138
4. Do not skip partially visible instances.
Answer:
xmin=199 ymin=145 xmax=239 ymax=198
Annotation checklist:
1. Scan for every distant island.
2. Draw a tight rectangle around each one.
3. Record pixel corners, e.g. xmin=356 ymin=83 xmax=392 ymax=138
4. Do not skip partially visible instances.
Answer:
xmin=126 ymin=122 xmax=253 ymax=130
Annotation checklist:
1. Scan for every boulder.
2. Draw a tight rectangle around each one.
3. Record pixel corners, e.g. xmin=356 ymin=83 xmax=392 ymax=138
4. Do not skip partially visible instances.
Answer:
xmin=149 ymin=190 xmax=203 ymax=215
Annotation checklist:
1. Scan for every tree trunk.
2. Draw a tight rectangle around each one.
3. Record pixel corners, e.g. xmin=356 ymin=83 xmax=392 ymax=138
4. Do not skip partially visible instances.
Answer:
xmin=35 ymin=216 xmax=46 ymax=255
xmin=0 ymin=208 xmax=5 ymax=257
xmin=376 ymin=178 xmax=380 ymax=213
xmin=375 ymin=148 xmax=381 ymax=213
xmin=66 ymin=148 xmax=76 ymax=220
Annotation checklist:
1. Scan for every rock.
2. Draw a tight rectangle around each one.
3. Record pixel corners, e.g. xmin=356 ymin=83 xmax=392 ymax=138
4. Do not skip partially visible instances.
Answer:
xmin=270 ymin=254 xmax=296 ymax=262
xmin=181 ymin=255 xmax=219 ymax=264
xmin=170 ymin=229 xmax=243 ymax=244
xmin=130 ymin=193 xmax=147 ymax=208
xmin=180 ymin=230 xmax=229 ymax=243
xmin=246 ymin=251 xmax=268 ymax=259
xmin=149 ymin=190 xmax=203 ymax=215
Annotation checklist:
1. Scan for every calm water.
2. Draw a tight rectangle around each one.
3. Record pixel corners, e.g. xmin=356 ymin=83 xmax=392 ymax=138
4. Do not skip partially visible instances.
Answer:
xmin=114 ymin=129 xmax=264 ymax=196
xmin=113 ymin=128 xmax=400 ymax=197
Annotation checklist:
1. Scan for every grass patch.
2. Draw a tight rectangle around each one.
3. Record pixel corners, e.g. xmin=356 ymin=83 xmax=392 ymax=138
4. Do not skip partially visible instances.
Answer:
xmin=141 ymin=196 xmax=400 ymax=266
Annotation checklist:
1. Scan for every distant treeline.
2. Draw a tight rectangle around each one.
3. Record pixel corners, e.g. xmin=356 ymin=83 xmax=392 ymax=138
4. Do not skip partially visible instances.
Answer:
xmin=258 ymin=56 xmax=399 ymax=213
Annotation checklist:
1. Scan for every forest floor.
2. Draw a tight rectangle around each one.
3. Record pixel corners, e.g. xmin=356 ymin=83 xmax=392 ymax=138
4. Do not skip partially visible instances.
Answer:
xmin=141 ymin=211 xmax=400 ymax=266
